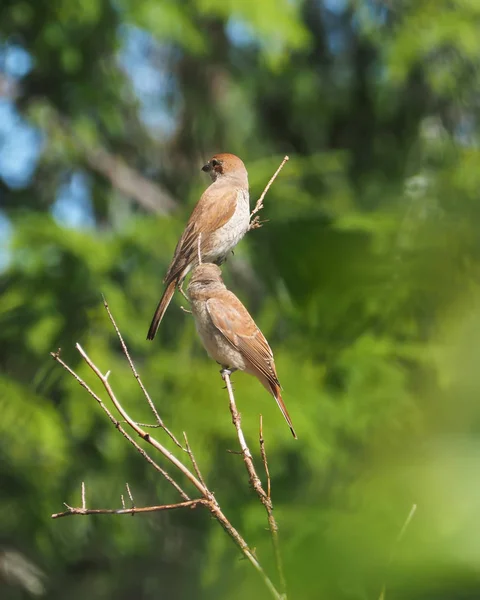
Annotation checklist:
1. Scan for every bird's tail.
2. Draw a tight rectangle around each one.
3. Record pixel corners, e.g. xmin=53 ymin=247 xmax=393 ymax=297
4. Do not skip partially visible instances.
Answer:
xmin=146 ymin=280 xmax=176 ymax=340
xmin=270 ymin=383 xmax=297 ymax=439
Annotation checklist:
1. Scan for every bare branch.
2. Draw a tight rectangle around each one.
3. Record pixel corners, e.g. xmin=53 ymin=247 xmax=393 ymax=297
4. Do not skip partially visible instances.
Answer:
xmin=52 ymin=499 xmax=206 ymax=519
xmin=102 ymin=296 xmax=185 ymax=451
xmin=81 ymin=482 xmax=86 ymax=510
xmin=222 ymin=370 xmax=287 ymax=597
xmin=51 ymin=323 xmax=284 ymax=599
xmin=250 ymin=156 xmax=289 ymax=223
xmin=50 ymin=350 xmax=190 ymax=501
xmin=85 ymin=147 xmax=179 ymax=215
xmin=222 ymin=370 xmax=265 ymax=496
xmin=183 ymin=433 xmax=207 ymax=489
xmin=70 ymin=343 xmax=281 ymax=598
xmin=75 ymin=342 xmax=208 ymax=495
xmin=125 ymin=483 xmax=135 ymax=509
xmin=259 ymin=416 xmax=271 ymax=499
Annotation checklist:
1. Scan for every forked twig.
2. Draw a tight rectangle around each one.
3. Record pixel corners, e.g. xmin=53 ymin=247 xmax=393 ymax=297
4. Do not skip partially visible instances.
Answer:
xmin=51 ymin=304 xmax=283 ymax=600
xmin=50 ymin=349 xmax=190 ymax=501
xmin=222 ymin=370 xmax=287 ymax=597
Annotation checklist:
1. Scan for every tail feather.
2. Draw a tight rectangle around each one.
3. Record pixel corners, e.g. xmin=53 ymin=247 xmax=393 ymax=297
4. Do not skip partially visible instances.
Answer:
xmin=146 ymin=280 xmax=176 ymax=340
xmin=270 ymin=383 xmax=297 ymax=439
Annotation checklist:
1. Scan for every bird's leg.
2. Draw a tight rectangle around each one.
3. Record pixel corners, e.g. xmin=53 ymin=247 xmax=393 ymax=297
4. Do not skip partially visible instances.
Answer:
xmin=178 ymin=280 xmax=189 ymax=302
xmin=220 ymin=367 xmax=237 ymax=390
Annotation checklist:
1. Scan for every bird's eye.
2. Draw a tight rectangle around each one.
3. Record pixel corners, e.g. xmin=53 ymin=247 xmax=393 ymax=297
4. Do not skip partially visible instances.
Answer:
xmin=211 ymin=159 xmax=220 ymax=167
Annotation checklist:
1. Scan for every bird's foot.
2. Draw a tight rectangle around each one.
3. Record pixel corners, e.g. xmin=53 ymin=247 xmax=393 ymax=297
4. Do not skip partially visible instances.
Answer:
xmin=178 ymin=282 xmax=189 ymax=302
xmin=249 ymin=216 xmax=268 ymax=231
xmin=220 ymin=367 xmax=236 ymax=381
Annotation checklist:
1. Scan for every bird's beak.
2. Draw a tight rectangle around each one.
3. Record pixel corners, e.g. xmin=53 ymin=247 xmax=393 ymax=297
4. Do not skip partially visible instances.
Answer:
xmin=201 ymin=162 xmax=211 ymax=172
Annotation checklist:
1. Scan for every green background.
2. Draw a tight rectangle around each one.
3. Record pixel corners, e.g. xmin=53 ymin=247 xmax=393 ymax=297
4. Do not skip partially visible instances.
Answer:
xmin=1 ymin=0 xmax=480 ymax=598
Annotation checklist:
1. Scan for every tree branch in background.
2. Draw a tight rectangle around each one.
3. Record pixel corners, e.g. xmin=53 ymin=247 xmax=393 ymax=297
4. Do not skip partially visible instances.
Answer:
xmin=84 ymin=146 xmax=179 ymax=215
xmin=50 ymin=302 xmax=285 ymax=600
xmin=0 ymin=77 xmax=180 ymax=215
xmin=379 ymin=503 xmax=417 ymax=600
xmin=0 ymin=548 xmax=46 ymax=597
xmin=222 ymin=370 xmax=287 ymax=598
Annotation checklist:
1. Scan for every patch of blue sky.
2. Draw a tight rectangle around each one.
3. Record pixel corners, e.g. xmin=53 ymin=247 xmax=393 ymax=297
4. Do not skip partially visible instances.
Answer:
xmin=323 ymin=0 xmax=349 ymax=15
xmin=2 ymin=43 xmax=33 ymax=78
xmin=0 ymin=100 xmax=42 ymax=189
xmin=118 ymin=25 xmax=177 ymax=135
xmin=51 ymin=172 xmax=95 ymax=229
xmin=226 ymin=19 xmax=256 ymax=48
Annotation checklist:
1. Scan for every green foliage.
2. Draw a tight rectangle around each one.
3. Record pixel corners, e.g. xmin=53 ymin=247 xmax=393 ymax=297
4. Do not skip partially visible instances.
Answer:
xmin=1 ymin=0 xmax=480 ymax=598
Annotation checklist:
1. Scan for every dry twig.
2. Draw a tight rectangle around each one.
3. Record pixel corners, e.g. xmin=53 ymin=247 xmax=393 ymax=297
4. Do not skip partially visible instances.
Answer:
xmin=259 ymin=416 xmax=271 ymax=501
xmin=53 ymin=498 xmax=206 ymax=519
xmin=249 ymin=156 xmax=289 ymax=230
xmin=222 ymin=370 xmax=287 ymax=597
xmin=51 ymin=307 xmax=283 ymax=600
xmin=50 ymin=349 xmax=189 ymax=501
xmin=102 ymin=296 xmax=184 ymax=451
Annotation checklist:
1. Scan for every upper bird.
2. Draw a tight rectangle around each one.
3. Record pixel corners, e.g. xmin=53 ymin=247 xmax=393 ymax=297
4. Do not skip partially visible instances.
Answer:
xmin=187 ymin=263 xmax=297 ymax=439
xmin=147 ymin=153 xmax=250 ymax=340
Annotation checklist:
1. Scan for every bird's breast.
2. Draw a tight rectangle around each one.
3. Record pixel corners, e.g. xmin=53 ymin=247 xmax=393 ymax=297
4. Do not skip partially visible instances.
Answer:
xmin=205 ymin=189 xmax=250 ymax=262
xmin=191 ymin=300 xmax=246 ymax=370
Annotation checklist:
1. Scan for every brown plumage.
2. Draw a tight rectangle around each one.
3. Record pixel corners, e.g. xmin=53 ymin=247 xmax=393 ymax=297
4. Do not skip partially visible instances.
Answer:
xmin=147 ymin=153 xmax=250 ymax=339
xmin=187 ymin=263 xmax=297 ymax=439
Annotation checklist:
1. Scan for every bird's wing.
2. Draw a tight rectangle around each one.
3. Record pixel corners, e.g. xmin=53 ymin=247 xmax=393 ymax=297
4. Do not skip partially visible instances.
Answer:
xmin=206 ymin=292 xmax=280 ymax=387
xmin=164 ymin=187 xmax=239 ymax=283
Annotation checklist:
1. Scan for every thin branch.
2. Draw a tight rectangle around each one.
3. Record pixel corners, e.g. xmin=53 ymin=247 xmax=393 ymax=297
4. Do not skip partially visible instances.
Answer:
xmin=125 ymin=483 xmax=135 ymax=509
xmin=259 ymin=416 xmax=271 ymax=499
xmin=250 ymin=156 xmax=289 ymax=221
xmin=222 ymin=370 xmax=265 ymax=496
xmin=183 ymin=432 xmax=207 ymax=489
xmin=76 ymin=342 xmax=208 ymax=495
xmin=67 ymin=344 xmax=281 ymax=599
xmin=51 ymin=328 xmax=283 ymax=599
xmin=52 ymin=499 xmax=206 ymax=519
xmin=50 ymin=350 xmax=190 ymax=501
xmin=222 ymin=370 xmax=287 ymax=598
xmin=81 ymin=481 xmax=86 ymax=510
xmin=379 ymin=503 xmax=417 ymax=600
xmin=102 ymin=296 xmax=185 ymax=451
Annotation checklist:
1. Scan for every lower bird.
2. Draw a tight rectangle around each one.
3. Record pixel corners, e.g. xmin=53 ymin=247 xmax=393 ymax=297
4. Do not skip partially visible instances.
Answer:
xmin=187 ymin=263 xmax=297 ymax=438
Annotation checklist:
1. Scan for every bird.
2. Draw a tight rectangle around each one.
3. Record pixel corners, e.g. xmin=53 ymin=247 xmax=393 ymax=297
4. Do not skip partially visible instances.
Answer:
xmin=187 ymin=263 xmax=297 ymax=438
xmin=147 ymin=153 xmax=250 ymax=340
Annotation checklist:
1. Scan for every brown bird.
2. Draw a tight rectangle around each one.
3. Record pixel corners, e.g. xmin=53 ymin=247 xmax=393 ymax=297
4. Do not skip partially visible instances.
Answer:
xmin=187 ymin=263 xmax=297 ymax=438
xmin=147 ymin=153 xmax=250 ymax=340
